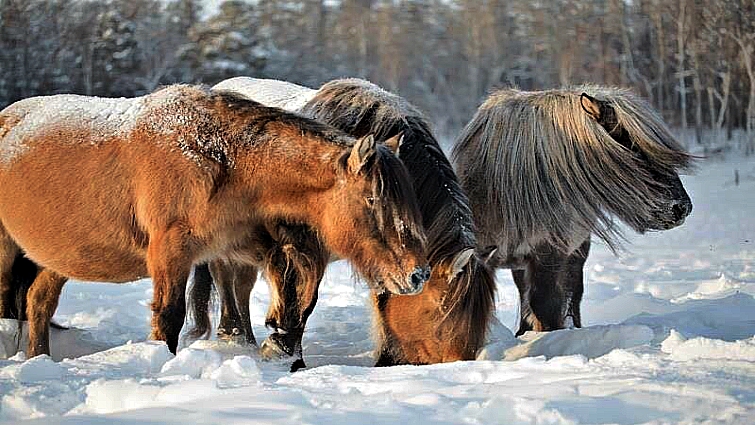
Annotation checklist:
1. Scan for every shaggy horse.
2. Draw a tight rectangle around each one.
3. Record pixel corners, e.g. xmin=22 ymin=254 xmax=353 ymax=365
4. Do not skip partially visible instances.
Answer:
xmin=0 ymin=84 xmax=429 ymax=357
xmin=188 ymin=77 xmax=496 ymax=369
xmin=452 ymin=87 xmax=693 ymax=335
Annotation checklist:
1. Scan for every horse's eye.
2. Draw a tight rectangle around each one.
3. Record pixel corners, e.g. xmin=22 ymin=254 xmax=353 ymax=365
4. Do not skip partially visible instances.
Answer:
xmin=365 ymin=196 xmax=375 ymax=207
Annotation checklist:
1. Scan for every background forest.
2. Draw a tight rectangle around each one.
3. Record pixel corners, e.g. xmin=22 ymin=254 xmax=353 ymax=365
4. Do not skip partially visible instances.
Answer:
xmin=1 ymin=0 xmax=753 ymax=152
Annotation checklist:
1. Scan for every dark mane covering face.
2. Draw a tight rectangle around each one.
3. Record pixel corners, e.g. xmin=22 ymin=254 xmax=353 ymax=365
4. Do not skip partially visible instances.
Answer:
xmin=453 ymin=85 xmax=693 ymax=256
xmin=302 ymin=79 xmax=496 ymax=362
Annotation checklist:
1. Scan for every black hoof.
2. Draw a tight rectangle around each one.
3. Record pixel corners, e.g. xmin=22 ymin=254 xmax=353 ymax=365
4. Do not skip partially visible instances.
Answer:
xmin=290 ymin=358 xmax=306 ymax=372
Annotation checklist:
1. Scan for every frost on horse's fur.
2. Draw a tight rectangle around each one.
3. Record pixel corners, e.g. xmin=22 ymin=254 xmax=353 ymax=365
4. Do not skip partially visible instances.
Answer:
xmin=0 ymin=95 xmax=144 ymax=165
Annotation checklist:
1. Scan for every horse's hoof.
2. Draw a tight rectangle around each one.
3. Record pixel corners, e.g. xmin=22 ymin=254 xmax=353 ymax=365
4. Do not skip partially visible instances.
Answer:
xmin=217 ymin=329 xmax=251 ymax=346
xmin=259 ymin=336 xmax=292 ymax=359
xmin=290 ymin=358 xmax=306 ymax=372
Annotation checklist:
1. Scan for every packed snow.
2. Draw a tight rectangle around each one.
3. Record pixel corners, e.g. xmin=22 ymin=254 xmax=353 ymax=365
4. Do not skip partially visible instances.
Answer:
xmin=0 ymin=154 xmax=753 ymax=424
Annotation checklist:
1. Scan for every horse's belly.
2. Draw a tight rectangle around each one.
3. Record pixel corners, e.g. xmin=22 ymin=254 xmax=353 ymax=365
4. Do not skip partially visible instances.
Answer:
xmin=0 ymin=145 xmax=147 ymax=282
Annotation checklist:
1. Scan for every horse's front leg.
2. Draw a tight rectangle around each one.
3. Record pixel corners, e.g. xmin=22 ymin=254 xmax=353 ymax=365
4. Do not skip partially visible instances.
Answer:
xmin=26 ymin=268 xmax=67 ymax=357
xmin=562 ymin=238 xmax=590 ymax=328
xmin=260 ymin=242 xmax=326 ymax=372
xmin=147 ymin=224 xmax=195 ymax=354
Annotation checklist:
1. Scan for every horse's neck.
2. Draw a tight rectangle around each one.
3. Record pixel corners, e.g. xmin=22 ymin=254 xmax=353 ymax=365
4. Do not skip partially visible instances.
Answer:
xmin=231 ymin=137 xmax=341 ymax=219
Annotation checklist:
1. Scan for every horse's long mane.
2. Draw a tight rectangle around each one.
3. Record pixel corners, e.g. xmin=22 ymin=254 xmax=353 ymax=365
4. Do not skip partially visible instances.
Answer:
xmin=452 ymin=85 xmax=693 ymax=255
xmin=302 ymin=78 xmax=495 ymax=352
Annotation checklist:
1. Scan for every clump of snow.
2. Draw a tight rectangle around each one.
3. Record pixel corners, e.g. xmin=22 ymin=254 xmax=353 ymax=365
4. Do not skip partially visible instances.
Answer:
xmin=209 ymin=356 xmax=261 ymax=388
xmin=661 ymin=329 xmax=755 ymax=361
xmin=0 ymin=355 xmax=65 ymax=383
xmin=160 ymin=345 xmax=222 ymax=378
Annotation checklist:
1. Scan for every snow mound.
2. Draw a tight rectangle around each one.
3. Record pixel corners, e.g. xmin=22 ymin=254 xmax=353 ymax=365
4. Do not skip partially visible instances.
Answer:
xmin=661 ymin=329 xmax=755 ymax=361
xmin=476 ymin=315 xmax=518 ymax=360
xmin=503 ymin=324 xmax=654 ymax=361
xmin=626 ymin=292 xmax=755 ymax=342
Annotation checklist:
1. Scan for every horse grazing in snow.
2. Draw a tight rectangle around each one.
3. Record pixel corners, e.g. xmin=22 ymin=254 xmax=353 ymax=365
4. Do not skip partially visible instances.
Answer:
xmin=187 ymin=77 xmax=496 ymax=370
xmin=453 ymin=86 xmax=693 ymax=335
xmin=0 ymin=84 xmax=429 ymax=358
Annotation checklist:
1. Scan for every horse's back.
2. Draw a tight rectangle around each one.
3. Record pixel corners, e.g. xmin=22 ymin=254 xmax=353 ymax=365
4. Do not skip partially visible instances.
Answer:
xmin=0 ymin=88 xmax=217 ymax=282
xmin=212 ymin=77 xmax=316 ymax=111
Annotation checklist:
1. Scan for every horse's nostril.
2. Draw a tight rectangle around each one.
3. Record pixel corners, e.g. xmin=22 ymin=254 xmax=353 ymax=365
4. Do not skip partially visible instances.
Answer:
xmin=411 ymin=271 xmax=423 ymax=287
xmin=408 ymin=266 xmax=430 ymax=293
xmin=672 ymin=203 xmax=683 ymax=220
xmin=672 ymin=201 xmax=691 ymax=222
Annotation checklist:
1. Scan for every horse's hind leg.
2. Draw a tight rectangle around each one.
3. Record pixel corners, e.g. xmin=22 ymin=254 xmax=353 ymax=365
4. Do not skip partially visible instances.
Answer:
xmin=186 ymin=263 xmax=214 ymax=341
xmin=232 ymin=264 xmax=257 ymax=346
xmin=26 ymin=268 xmax=67 ymax=357
xmin=209 ymin=261 xmax=257 ymax=345
xmin=210 ymin=261 xmax=242 ymax=341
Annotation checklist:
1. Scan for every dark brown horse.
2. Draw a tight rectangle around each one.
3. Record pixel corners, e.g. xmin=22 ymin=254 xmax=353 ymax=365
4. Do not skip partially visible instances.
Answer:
xmin=188 ymin=77 xmax=496 ymax=369
xmin=452 ymin=86 xmax=693 ymax=335
xmin=0 ymin=84 xmax=428 ymax=358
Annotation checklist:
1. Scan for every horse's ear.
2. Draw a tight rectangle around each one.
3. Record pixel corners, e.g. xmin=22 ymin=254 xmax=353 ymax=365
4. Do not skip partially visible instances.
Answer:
xmin=384 ymin=132 xmax=404 ymax=157
xmin=348 ymin=134 xmax=377 ymax=174
xmin=580 ymin=93 xmax=601 ymax=120
xmin=479 ymin=245 xmax=498 ymax=266
xmin=450 ymin=248 xmax=475 ymax=280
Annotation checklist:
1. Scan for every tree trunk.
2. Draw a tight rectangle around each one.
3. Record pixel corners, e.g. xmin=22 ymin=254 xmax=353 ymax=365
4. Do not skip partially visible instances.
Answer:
xmin=676 ymin=0 xmax=688 ymax=131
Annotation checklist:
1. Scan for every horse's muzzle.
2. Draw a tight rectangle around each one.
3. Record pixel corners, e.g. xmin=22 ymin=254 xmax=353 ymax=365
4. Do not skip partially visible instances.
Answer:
xmin=671 ymin=199 xmax=693 ymax=224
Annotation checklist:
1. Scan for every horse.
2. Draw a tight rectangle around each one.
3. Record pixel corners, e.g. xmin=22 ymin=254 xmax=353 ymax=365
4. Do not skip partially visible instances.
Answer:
xmin=452 ymin=86 xmax=694 ymax=335
xmin=188 ymin=77 xmax=496 ymax=369
xmin=0 ymin=84 xmax=429 ymax=358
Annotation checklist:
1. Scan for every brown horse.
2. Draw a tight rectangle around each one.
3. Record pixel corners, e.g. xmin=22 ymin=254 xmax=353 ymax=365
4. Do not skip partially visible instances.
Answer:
xmin=453 ymin=86 xmax=693 ymax=335
xmin=188 ymin=77 xmax=496 ymax=369
xmin=0 ymin=84 xmax=429 ymax=358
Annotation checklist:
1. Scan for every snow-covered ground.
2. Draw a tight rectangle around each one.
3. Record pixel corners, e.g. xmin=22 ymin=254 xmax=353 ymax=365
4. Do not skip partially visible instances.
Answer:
xmin=1 ymin=155 xmax=754 ymax=424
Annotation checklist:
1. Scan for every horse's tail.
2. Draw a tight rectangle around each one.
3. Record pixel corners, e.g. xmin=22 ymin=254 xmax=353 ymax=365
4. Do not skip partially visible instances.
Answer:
xmin=7 ymin=254 xmax=67 ymax=329
xmin=5 ymin=253 xmax=39 ymax=350
xmin=9 ymin=253 xmax=39 ymax=321
xmin=186 ymin=263 xmax=214 ymax=340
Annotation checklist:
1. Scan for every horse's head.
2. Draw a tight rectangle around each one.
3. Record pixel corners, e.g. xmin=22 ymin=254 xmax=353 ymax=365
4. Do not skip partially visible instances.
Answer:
xmin=580 ymin=92 xmax=693 ymax=232
xmin=375 ymin=248 xmax=495 ymax=365
xmin=322 ymin=134 xmax=430 ymax=295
